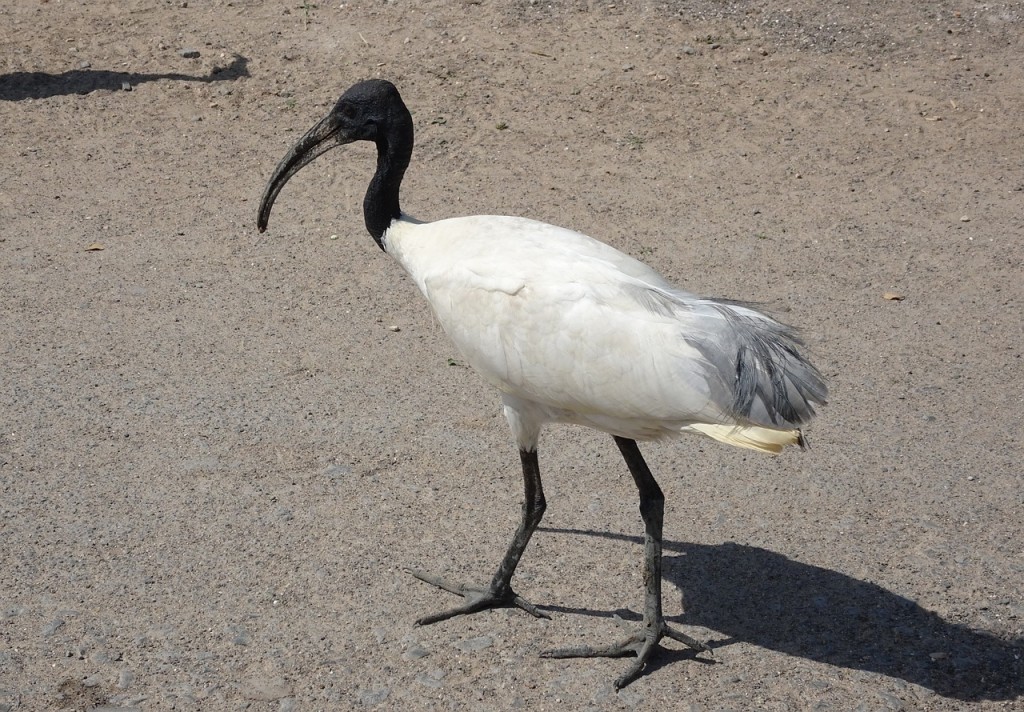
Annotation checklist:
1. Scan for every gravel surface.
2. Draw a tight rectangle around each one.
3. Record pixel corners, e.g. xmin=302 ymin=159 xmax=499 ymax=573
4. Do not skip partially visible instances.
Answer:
xmin=2 ymin=0 xmax=1022 ymax=709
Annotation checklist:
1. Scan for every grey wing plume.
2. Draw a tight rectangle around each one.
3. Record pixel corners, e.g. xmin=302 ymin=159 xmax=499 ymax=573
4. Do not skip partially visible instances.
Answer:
xmin=689 ymin=300 xmax=828 ymax=430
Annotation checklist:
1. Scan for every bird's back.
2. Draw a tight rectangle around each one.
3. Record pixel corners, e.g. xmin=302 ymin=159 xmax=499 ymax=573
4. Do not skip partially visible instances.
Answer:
xmin=385 ymin=215 xmax=827 ymax=451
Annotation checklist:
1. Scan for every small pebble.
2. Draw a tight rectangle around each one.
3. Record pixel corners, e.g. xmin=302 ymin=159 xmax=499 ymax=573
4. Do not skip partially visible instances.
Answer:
xmin=959 ymin=215 xmax=970 ymax=222
xmin=359 ymin=687 xmax=390 ymax=705
xmin=403 ymin=644 xmax=430 ymax=660
xmin=178 ymin=49 xmax=200 ymax=58
xmin=455 ymin=635 xmax=493 ymax=652
xmin=387 ymin=325 xmax=400 ymax=332
xmin=230 ymin=626 xmax=251 ymax=645
xmin=42 ymin=619 xmax=65 ymax=637
xmin=415 ymin=669 xmax=445 ymax=688
xmin=121 ymin=81 xmax=132 ymax=91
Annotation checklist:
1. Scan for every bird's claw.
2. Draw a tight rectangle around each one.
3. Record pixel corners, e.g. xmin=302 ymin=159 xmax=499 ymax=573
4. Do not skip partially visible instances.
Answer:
xmin=405 ymin=568 xmax=550 ymax=624
xmin=542 ymin=620 xmax=710 ymax=689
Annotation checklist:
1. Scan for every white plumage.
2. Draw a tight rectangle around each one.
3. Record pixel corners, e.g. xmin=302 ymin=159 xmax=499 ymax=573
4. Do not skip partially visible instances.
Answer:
xmin=386 ymin=214 xmax=819 ymax=452
xmin=257 ymin=79 xmax=826 ymax=689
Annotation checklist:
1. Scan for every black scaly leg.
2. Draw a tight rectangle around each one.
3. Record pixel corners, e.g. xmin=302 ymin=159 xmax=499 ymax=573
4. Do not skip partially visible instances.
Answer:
xmin=542 ymin=436 xmax=709 ymax=688
xmin=408 ymin=448 xmax=549 ymax=623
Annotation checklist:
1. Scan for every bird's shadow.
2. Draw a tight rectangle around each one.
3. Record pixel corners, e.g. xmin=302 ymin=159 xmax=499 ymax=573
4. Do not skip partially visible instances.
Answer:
xmin=539 ymin=527 xmax=1023 ymax=702
xmin=0 ymin=55 xmax=249 ymax=101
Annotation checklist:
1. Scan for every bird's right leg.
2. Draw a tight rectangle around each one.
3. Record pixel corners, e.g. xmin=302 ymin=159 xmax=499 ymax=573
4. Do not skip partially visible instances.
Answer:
xmin=542 ymin=437 xmax=709 ymax=688
xmin=407 ymin=448 xmax=549 ymax=624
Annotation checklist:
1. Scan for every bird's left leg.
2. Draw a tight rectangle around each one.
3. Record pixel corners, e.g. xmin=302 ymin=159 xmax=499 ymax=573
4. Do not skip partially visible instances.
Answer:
xmin=408 ymin=447 xmax=550 ymax=624
xmin=542 ymin=436 xmax=709 ymax=688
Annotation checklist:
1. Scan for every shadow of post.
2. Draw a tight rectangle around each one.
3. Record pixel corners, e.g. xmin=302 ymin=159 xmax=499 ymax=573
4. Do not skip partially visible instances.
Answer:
xmin=539 ymin=527 xmax=1023 ymax=702
xmin=0 ymin=55 xmax=249 ymax=101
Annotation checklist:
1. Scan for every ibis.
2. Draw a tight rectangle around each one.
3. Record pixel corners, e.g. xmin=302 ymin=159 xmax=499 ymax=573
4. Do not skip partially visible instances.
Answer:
xmin=257 ymin=79 xmax=827 ymax=688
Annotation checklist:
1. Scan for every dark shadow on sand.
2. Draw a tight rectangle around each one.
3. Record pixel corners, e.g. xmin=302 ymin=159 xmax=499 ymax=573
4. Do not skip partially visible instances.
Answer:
xmin=0 ymin=55 xmax=249 ymax=101
xmin=539 ymin=527 xmax=1023 ymax=702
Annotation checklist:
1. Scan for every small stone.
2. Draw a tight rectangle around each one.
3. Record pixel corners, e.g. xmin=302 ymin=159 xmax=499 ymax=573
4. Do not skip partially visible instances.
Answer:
xmin=455 ymin=635 xmax=493 ymax=652
xmin=323 ymin=463 xmax=350 ymax=481
xmin=42 ymin=619 xmax=65 ymax=637
xmin=121 ymin=81 xmax=132 ymax=91
xmin=403 ymin=644 xmax=430 ymax=660
xmin=415 ymin=669 xmax=445 ymax=688
xmin=959 ymin=215 xmax=970 ymax=222
xmin=118 ymin=669 xmax=135 ymax=689
xmin=178 ymin=49 xmax=200 ymax=59
xmin=229 ymin=626 xmax=251 ymax=645
xmin=359 ymin=687 xmax=390 ymax=705
xmin=242 ymin=676 xmax=291 ymax=701
xmin=387 ymin=325 xmax=400 ymax=332
xmin=79 ymin=61 xmax=91 ymax=69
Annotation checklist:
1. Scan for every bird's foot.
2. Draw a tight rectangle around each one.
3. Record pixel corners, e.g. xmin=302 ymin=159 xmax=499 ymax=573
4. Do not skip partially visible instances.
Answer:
xmin=406 ymin=568 xmax=550 ymax=625
xmin=542 ymin=620 xmax=710 ymax=689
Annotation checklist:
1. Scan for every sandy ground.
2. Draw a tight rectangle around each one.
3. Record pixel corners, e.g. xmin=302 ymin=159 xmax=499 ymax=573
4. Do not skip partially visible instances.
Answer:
xmin=2 ymin=0 xmax=1023 ymax=710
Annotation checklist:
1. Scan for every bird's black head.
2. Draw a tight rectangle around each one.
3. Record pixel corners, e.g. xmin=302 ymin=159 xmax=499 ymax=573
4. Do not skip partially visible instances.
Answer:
xmin=328 ymin=79 xmax=403 ymax=143
xmin=257 ymin=79 xmax=413 ymax=237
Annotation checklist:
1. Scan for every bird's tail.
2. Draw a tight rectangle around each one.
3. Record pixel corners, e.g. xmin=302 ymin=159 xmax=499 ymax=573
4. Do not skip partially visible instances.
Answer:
xmin=693 ymin=300 xmax=828 ymax=431
xmin=684 ymin=423 xmax=804 ymax=454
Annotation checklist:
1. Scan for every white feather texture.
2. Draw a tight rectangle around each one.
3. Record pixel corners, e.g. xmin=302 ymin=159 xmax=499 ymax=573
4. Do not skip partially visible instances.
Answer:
xmin=384 ymin=215 xmax=825 ymax=453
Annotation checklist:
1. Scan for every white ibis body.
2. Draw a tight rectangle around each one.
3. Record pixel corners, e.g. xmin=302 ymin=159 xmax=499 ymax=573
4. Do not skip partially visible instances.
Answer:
xmin=257 ymin=79 xmax=827 ymax=689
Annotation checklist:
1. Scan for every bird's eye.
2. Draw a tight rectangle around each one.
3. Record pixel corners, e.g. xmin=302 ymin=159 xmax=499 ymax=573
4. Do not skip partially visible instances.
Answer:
xmin=339 ymin=103 xmax=357 ymax=120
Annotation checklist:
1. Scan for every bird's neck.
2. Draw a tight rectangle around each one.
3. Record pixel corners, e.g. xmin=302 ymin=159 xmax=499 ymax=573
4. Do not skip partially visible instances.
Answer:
xmin=364 ymin=112 xmax=413 ymax=250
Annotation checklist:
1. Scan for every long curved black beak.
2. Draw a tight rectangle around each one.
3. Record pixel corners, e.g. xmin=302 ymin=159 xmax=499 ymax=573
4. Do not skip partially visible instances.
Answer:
xmin=257 ymin=111 xmax=351 ymax=233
